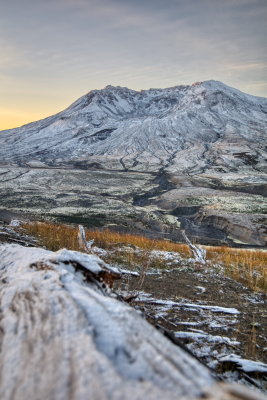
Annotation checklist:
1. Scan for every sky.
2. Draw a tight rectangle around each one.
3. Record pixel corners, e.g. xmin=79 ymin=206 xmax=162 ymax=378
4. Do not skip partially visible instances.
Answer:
xmin=0 ymin=0 xmax=267 ymax=130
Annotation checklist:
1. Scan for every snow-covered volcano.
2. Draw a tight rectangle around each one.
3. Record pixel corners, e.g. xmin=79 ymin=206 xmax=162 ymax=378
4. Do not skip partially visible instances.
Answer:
xmin=1 ymin=80 xmax=266 ymax=174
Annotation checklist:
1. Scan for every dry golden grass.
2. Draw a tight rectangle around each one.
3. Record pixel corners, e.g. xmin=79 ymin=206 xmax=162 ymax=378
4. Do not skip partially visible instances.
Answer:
xmin=23 ymin=221 xmax=190 ymax=255
xmin=23 ymin=221 xmax=267 ymax=292
xmin=206 ymin=246 xmax=267 ymax=292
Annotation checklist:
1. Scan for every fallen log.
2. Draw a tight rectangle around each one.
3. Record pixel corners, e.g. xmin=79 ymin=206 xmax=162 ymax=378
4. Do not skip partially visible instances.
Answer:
xmin=0 ymin=244 xmax=264 ymax=400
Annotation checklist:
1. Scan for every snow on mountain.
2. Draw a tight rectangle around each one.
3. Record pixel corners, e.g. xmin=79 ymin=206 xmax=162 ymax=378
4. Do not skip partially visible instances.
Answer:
xmin=0 ymin=80 xmax=266 ymax=174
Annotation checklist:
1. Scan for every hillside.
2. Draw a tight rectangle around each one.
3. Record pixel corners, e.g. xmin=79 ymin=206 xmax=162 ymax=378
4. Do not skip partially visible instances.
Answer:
xmin=0 ymin=81 xmax=266 ymax=246
xmin=1 ymin=80 xmax=267 ymax=174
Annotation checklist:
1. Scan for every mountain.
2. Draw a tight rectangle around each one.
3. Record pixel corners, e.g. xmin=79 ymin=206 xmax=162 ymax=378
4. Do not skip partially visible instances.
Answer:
xmin=1 ymin=80 xmax=267 ymax=173
xmin=0 ymin=81 xmax=266 ymax=247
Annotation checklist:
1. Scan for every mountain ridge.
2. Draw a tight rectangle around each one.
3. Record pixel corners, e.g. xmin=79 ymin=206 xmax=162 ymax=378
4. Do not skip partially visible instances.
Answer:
xmin=2 ymin=80 xmax=266 ymax=133
xmin=0 ymin=80 xmax=266 ymax=175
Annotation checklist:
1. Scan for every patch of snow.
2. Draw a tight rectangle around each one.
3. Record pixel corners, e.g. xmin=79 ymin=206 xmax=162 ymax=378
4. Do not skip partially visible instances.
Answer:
xmin=9 ymin=219 xmax=23 ymax=227
xmin=195 ymin=286 xmax=206 ymax=294
xmin=117 ymin=268 xmax=140 ymax=277
xmin=175 ymin=331 xmax=240 ymax=346
xmin=150 ymin=250 xmax=181 ymax=262
xmin=92 ymin=246 xmax=109 ymax=256
xmin=136 ymin=295 xmax=240 ymax=314
xmin=219 ymin=354 xmax=267 ymax=374
xmin=242 ymin=294 xmax=266 ymax=304
xmin=145 ymin=269 xmax=162 ymax=275
xmin=181 ymin=303 xmax=240 ymax=315
xmin=176 ymin=321 xmax=204 ymax=327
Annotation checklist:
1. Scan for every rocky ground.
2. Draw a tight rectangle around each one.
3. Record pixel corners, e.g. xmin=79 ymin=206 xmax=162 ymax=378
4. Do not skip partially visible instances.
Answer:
xmin=0 ymin=219 xmax=266 ymax=394
xmin=118 ymin=268 xmax=267 ymax=391
xmin=0 ymin=166 xmax=266 ymax=247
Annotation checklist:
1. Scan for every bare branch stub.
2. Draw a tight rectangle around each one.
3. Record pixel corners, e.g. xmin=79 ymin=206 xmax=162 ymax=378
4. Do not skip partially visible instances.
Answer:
xmin=78 ymin=224 xmax=94 ymax=253
xmin=181 ymin=230 xmax=206 ymax=265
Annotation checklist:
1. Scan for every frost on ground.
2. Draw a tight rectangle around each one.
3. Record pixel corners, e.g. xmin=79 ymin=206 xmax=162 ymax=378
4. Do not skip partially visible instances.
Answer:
xmin=119 ymin=254 xmax=267 ymax=393
xmin=135 ymin=294 xmax=240 ymax=314
xmin=1 ymin=243 xmax=266 ymax=400
xmin=0 ymin=243 xmax=223 ymax=400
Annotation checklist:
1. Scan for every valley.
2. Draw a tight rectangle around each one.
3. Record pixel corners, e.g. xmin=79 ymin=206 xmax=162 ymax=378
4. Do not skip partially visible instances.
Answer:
xmin=0 ymin=80 xmax=266 ymax=247
xmin=0 ymin=165 xmax=266 ymax=247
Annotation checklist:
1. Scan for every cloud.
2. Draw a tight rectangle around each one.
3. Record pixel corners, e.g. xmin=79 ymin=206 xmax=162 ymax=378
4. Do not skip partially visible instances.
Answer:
xmin=228 ymin=63 xmax=267 ymax=71
xmin=0 ymin=0 xmax=266 ymax=130
xmin=0 ymin=40 xmax=31 ymax=69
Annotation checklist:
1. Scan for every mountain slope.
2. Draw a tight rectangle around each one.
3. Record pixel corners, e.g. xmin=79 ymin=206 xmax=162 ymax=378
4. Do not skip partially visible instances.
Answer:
xmin=1 ymin=80 xmax=266 ymax=174
xmin=0 ymin=81 xmax=266 ymax=247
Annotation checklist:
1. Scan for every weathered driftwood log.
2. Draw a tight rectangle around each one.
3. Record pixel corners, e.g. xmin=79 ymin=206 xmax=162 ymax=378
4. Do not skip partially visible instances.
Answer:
xmin=78 ymin=224 xmax=95 ymax=253
xmin=182 ymin=230 xmax=207 ymax=265
xmin=0 ymin=244 xmax=264 ymax=400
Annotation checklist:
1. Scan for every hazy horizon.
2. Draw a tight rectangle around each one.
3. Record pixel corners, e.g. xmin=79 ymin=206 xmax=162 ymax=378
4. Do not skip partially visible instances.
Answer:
xmin=1 ymin=0 xmax=266 ymax=130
